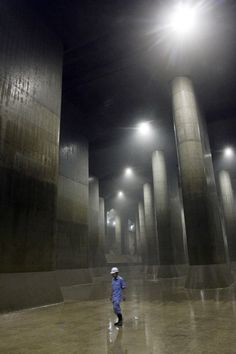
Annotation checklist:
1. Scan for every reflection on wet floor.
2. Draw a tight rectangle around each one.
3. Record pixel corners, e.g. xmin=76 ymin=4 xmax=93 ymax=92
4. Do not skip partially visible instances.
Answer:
xmin=1 ymin=278 xmax=236 ymax=353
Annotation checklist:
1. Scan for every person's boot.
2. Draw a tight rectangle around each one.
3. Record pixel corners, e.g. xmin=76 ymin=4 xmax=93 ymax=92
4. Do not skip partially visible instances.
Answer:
xmin=114 ymin=314 xmax=123 ymax=326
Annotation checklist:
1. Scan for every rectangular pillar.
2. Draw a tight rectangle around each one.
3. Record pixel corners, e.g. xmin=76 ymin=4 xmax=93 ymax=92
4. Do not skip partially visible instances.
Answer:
xmin=0 ymin=1 xmax=63 ymax=310
xmin=56 ymin=130 xmax=90 ymax=272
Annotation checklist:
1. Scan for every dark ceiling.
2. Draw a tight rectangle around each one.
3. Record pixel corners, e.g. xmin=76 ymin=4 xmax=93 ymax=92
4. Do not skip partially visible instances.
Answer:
xmin=26 ymin=0 xmax=236 ymax=201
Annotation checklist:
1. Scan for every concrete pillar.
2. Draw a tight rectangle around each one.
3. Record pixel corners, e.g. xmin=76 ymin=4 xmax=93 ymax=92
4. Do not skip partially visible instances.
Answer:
xmin=89 ymin=177 xmax=106 ymax=267
xmin=135 ymin=214 xmax=141 ymax=259
xmin=99 ymin=198 xmax=106 ymax=260
xmin=152 ymin=150 xmax=177 ymax=277
xmin=219 ymin=170 xmax=236 ymax=261
xmin=57 ymin=137 xmax=89 ymax=270
xmin=115 ymin=212 xmax=122 ymax=255
xmin=122 ymin=214 xmax=131 ymax=255
xmin=130 ymin=231 xmax=136 ymax=256
xmin=170 ymin=194 xmax=187 ymax=264
xmin=0 ymin=2 xmax=63 ymax=311
xmin=171 ymin=76 xmax=232 ymax=288
xmin=106 ymin=208 xmax=116 ymax=253
xmin=170 ymin=193 xmax=188 ymax=275
xmin=143 ymin=183 xmax=158 ymax=265
xmin=138 ymin=201 xmax=147 ymax=263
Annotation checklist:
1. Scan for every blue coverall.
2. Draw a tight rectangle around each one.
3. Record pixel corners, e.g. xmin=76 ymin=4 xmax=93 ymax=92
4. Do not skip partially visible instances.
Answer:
xmin=111 ymin=276 xmax=126 ymax=315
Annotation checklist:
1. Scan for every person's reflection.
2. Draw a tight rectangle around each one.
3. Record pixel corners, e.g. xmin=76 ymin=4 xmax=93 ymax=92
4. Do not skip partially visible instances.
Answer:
xmin=107 ymin=328 xmax=127 ymax=354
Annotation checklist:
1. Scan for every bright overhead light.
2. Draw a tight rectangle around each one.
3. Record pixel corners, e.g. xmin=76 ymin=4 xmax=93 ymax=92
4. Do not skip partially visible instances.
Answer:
xmin=224 ymin=147 xmax=234 ymax=158
xmin=118 ymin=191 xmax=124 ymax=198
xmin=112 ymin=221 xmax=116 ymax=226
xmin=169 ymin=2 xmax=198 ymax=38
xmin=137 ymin=122 xmax=151 ymax=135
xmin=124 ymin=167 xmax=133 ymax=177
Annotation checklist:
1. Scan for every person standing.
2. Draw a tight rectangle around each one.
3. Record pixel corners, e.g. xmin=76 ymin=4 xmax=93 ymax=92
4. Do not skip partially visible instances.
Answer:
xmin=110 ymin=267 xmax=126 ymax=326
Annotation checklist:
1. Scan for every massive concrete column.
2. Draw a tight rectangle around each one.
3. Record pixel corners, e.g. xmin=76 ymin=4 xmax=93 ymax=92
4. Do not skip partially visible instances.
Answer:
xmin=114 ymin=212 xmax=122 ymax=255
xmin=135 ymin=214 xmax=141 ymax=260
xmin=99 ymin=197 xmax=106 ymax=262
xmin=57 ymin=135 xmax=89 ymax=269
xmin=127 ymin=228 xmax=136 ymax=256
xmin=170 ymin=194 xmax=187 ymax=269
xmin=152 ymin=150 xmax=177 ymax=277
xmin=138 ymin=201 xmax=147 ymax=263
xmin=172 ymin=76 xmax=232 ymax=288
xmin=143 ymin=183 xmax=158 ymax=265
xmin=0 ymin=1 xmax=63 ymax=311
xmin=89 ymin=177 xmax=106 ymax=267
xmin=219 ymin=170 xmax=236 ymax=262
xmin=56 ymin=134 xmax=91 ymax=285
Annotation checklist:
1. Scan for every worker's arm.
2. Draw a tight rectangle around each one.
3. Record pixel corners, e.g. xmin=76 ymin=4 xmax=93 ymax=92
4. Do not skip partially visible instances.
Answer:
xmin=122 ymin=287 xmax=126 ymax=301
xmin=121 ymin=278 xmax=126 ymax=301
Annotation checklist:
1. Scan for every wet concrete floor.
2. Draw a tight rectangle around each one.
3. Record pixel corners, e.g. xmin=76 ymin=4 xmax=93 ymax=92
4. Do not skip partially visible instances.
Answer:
xmin=1 ymin=278 xmax=236 ymax=353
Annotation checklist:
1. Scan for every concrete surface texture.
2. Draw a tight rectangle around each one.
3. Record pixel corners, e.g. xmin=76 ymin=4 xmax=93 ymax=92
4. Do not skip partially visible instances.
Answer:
xmin=169 ymin=194 xmax=187 ymax=266
xmin=135 ymin=215 xmax=141 ymax=259
xmin=114 ymin=211 xmax=122 ymax=255
xmin=0 ymin=1 xmax=63 ymax=309
xmin=218 ymin=170 xmax=236 ymax=261
xmin=0 ymin=0 xmax=62 ymax=274
xmin=171 ymin=76 xmax=233 ymax=288
xmin=1 ymin=278 xmax=236 ymax=353
xmin=143 ymin=183 xmax=158 ymax=265
xmin=138 ymin=201 xmax=147 ymax=263
xmin=152 ymin=150 xmax=177 ymax=278
xmin=99 ymin=198 xmax=106 ymax=254
xmin=57 ymin=134 xmax=89 ymax=270
xmin=89 ymin=178 xmax=106 ymax=267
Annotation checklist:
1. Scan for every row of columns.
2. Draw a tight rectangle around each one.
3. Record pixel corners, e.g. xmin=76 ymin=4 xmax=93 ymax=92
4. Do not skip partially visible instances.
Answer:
xmin=93 ymin=76 xmax=236 ymax=290
xmin=88 ymin=177 xmax=106 ymax=268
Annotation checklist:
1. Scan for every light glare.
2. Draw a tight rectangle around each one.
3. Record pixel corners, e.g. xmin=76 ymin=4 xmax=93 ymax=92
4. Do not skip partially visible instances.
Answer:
xmin=170 ymin=3 xmax=198 ymax=37
xmin=224 ymin=147 xmax=234 ymax=158
xmin=118 ymin=191 xmax=124 ymax=198
xmin=137 ymin=122 xmax=151 ymax=135
xmin=125 ymin=167 xmax=133 ymax=177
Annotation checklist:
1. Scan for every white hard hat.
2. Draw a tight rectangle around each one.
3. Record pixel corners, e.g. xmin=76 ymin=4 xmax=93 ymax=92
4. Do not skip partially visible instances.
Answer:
xmin=110 ymin=267 xmax=119 ymax=274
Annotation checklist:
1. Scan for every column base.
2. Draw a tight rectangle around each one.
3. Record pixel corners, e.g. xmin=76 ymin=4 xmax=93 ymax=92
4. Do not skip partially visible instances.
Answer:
xmin=90 ymin=267 xmax=110 ymax=282
xmin=157 ymin=265 xmax=179 ymax=278
xmin=145 ymin=265 xmax=158 ymax=280
xmin=56 ymin=269 xmax=92 ymax=286
xmin=185 ymin=264 xmax=234 ymax=289
xmin=176 ymin=264 xmax=188 ymax=276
